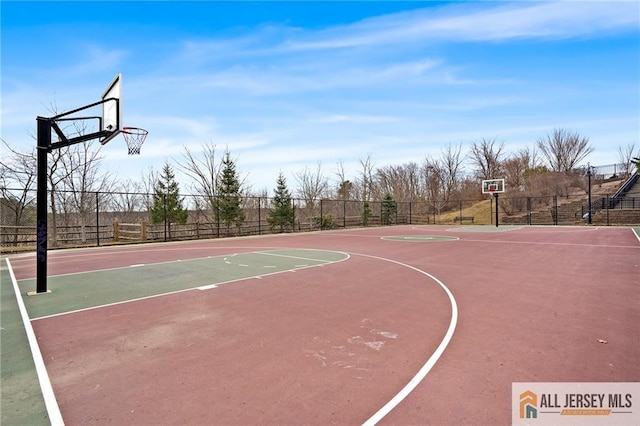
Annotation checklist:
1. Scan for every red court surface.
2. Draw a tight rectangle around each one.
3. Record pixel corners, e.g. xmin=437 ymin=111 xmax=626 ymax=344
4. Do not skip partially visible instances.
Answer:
xmin=7 ymin=225 xmax=640 ymax=425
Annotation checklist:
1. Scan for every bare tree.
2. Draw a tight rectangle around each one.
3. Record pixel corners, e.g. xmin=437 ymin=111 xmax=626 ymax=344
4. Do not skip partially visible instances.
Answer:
xmin=618 ymin=143 xmax=639 ymax=176
xmin=30 ymin=102 xmax=88 ymax=246
xmin=536 ymin=128 xmax=593 ymax=173
xmin=503 ymin=157 xmax=527 ymax=192
xmin=43 ymin=145 xmax=76 ymax=246
xmin=110 ymin=179 xmax=146 ymax=223
xmin=468 ymin=138 xmax=505 ymax=180
xmin=140 ymin=165 xmax=160 ymax=212
xmin=177 ymin=142 xmax=221 ymax=223
xmin=0 ymin=141 xmax=37 ymax=244
xmin=440 ymin=143 xmax=465 ymax=194
xmin=374 ymin=162 xmax=422 ymax=202
xmin=294 ymin=161 xmax=329 ymax=209
xmin=58 ymin=140 xmax=113 ymax=243
xmin=513 ymin=146 xmax=541 ymax=171
xmin=503 ymin=147 xmax=542 ymax=192
xmin=423 ymin=159 xmax=447 ymax=219
xmin=357 ymin=155 xmax=375 ymax=202
xmin=424 ymin=143 xmax=465 ymax=218
xmin=335 ymin=161 xmax=353 ymax=201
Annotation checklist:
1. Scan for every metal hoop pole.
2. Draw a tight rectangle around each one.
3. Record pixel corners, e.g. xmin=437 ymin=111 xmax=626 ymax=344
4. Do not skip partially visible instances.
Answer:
xmin=36 ymin=118 xmax=51 ymax=294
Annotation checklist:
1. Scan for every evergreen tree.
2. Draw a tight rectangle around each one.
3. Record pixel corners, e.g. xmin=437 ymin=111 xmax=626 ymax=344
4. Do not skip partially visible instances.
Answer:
xmin=150 ymin=162 xmax=188 ymax=236
xmin=217 ymin=151 xmax=245 ymax=233
xmin=268 ymin=173 xmax=294 ymax=232
xmin=381 ymin=193 xmax=397 ymax=225
xmin=362 ymin=201 xmax=372 ymax=226
xmin=337 ymin=180 xmax=353 ymax=200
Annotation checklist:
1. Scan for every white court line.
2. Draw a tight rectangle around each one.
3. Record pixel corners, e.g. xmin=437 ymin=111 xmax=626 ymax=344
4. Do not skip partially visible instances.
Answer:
xmin=197 ymin=284 xmax=218 ymax=291
xmin=256 ymin=250 xmax=343 ymax=263
xmin=5 ymin=259 xmax=65 ymax=425
xmin=358 ymin=253 xmax=458 ymax=426
xmin=632 ymin=227 xmax=640 ymax=243
xmin=19 ymin=251 xmax=251 ymax=283
xmin=31 ymin=288 xmax=193 ymax=321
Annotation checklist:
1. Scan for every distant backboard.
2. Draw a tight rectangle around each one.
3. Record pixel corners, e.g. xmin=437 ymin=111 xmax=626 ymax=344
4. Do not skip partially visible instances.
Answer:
xmin=482 ymin=178 xmax=505 ymax=194
xmin=100 ymin=73 xmax=122 ymax=145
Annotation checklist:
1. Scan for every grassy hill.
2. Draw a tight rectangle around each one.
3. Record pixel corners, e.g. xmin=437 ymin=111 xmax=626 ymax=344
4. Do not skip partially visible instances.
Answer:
xmin=436 ymin=199 xmax=494 ymax=225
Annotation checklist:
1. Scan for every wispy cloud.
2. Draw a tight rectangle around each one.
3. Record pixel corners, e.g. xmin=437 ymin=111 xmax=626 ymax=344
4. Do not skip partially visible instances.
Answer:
xmin=66 ymin=44 xmax=129 ymax=75
xmin=313 ymin=114 xmax=400 ymax=124
xmin=282 ymin=1 xmax=639 ymax=50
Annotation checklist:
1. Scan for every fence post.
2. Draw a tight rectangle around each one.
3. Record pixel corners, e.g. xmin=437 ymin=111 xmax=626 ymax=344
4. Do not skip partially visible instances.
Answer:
xmin=527 ymin=197 xmax=532 ymax=225
xmin=258 ymin=197 xmax=262 ymax=235
xmin=292 ymin=198 xmax=296 ymax=231
xmin=606 ymin=195 xmax=610 ymax=226
xmin=163 ymin=193 xmax=168 ymax=242
xmin=395 ymin=201 xmax=398 ymax=225
xmin=320 ymin=199 xmax=323 ymax=230
xmin=490 ymin=197 xmax=493 ymax=225
xmin=141 ymin=222 xmax=148 ymax=240
xmin=553 ymin=196 xmax=558 ymax=225
xmin=216 ymin=195 xmax=220 ymax=238
xmin=114 ymin=219 xmax=120 ymax=242
xmin=343 ymin=200 xmax=346 ymax=228
xmin=95 ymin=191 xmax=100 ymax=246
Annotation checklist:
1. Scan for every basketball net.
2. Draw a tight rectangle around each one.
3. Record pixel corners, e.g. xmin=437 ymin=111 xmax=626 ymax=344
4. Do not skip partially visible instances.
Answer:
xmin=121 ymin=127 xmax=148 ymax=155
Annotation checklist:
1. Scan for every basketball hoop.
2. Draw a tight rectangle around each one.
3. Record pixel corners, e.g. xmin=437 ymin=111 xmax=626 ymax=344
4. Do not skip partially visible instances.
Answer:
xmin=482 ymin=179 xmax=505 ymax=196
xmin=121 ymin=127 xmax=148 ymax=155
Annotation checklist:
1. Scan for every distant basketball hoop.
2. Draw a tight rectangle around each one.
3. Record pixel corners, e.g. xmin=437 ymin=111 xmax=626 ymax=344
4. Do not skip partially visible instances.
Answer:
xmin=482 ymin=178 xmax=506 ymax=228
xmin=121 ymin=127 xmax=148 ymax=155
xmin=482 ymin=178 xmax=505 ymax=195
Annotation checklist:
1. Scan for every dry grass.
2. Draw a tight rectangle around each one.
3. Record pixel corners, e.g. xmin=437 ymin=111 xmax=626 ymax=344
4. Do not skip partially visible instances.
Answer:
xmin=435 ymin=177 xmax=627 ymax=226
xmin=437 ymin=199 xmax=494 ymax=225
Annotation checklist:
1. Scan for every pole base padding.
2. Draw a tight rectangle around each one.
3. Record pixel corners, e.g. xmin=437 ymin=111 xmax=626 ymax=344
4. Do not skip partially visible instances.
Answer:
xmin=27 ymin=290 xmax=53 ymax=296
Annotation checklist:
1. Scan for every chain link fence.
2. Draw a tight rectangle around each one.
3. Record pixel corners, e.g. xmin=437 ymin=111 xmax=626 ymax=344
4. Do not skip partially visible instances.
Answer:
xmin=2 ymin=185 xmax=639 ymax=251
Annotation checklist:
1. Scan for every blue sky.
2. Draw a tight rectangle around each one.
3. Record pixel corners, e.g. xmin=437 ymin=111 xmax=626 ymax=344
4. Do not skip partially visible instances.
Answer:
xmin=2 ymin=1 xmax=639 ymax=193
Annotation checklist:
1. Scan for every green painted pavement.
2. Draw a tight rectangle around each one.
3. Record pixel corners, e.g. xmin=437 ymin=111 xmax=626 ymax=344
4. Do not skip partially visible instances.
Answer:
xmin=19 ymin=249 xmax=348 ymax=319
xmin=1 ymin=260 xmax=49 ymax=426
xmin=381 ymin=235 xmax=458 ymax=242
xmin=448 ymin=225 xmax=522 ymax=232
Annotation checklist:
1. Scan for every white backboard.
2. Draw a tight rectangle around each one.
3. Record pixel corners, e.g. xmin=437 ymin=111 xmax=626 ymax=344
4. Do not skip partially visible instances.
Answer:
xmin=482 ymin=178 xmax=505 ymax=194
xmin=100 ymin=73 xmax=122 ymax=144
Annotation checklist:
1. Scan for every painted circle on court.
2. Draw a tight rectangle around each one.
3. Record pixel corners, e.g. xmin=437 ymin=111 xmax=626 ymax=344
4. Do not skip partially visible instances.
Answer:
xmin=381 ymin=235 xmax=459 ymax=242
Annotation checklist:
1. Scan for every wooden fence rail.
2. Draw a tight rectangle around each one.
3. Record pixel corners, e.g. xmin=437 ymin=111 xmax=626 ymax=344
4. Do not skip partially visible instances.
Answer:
xmin=113 ymin=220 xmax=148 ymax=242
